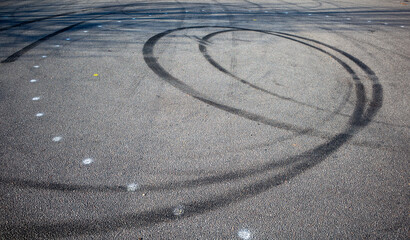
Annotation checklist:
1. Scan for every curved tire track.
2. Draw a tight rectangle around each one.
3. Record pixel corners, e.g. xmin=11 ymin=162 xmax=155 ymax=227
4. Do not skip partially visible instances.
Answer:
xmin=199 ymin=29 xmax=354 ymax=121
xmin=1 ymin=26 xmax=382 ymax=194
xmin=0 ymin=10 xmax=84 ymax=32
xmin=0 ymin=25 xmax=382 ymax=238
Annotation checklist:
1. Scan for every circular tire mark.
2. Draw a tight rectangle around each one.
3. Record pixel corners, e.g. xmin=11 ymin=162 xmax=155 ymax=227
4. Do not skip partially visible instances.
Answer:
xmin=199 ymin=29 xmax=354 ymax=122
xmin=0 ymin=26 xmax=383 ymax=238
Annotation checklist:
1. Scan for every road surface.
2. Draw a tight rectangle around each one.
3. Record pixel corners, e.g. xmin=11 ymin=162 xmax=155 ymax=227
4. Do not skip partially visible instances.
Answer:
xmin=0 ymin=0 xmax=409 ymax=239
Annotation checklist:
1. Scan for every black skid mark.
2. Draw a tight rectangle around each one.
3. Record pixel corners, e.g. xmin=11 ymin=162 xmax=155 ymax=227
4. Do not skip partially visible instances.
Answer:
xmin=0 ymin=132 xmax=355 ymax=239
xmin=199 ymin=29 xmax=354 ymax=120
xmin=1 ymin=27 xmax=380 ymax=194
xmin=0 ymin=26 xmax=382 ymax=238
xmin=0 ymin=10 xmax=83 ymax=32
xmin=1 ymin=27 xmax=381 ymax=194
xmin=1 ymin=13 xmax=110 ymax=63
xmin=144 ymin=26 xmax=361 ymax=138
xmin=2 ymin=21 xmax=85 ymax=63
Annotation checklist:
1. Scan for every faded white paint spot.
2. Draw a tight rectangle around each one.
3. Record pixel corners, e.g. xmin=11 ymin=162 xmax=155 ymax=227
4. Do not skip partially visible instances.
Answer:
xmin=42 ymin=55 xmax=47 ymax=58
xmin=36 ymin=113 xmax=44 ymax=117
xmin=325 ymin=15 xmax=329 ymax=17
xmin=30 ymin=79 xmax=37 ymax=83
xmin=32 ymin=97 xmax=41 ymax=101
xmin=82 ymin=158 xmax=93 ymax=165
xmin=308 ymin=13 xmax=312 ymax=16
xmin=400 ymin=25 xmax=405 ymax=28
xmin=98 ymin=25 xmax=102 ymax=27
xmin=117 ymin=20 xmax=122 ymax=22
xmin=132 ymin=18 xmax=136 ymax=20
xmin=83 ymin=30 xmax=88 ymax=33
xmin=127 ymin=183 xmax=139 ymax=192
xmin=238 ymin=229 xmax=252 ymax=240
xmin=367 ymin=20 xmax=372 ymax=23
xmin=52 ymin=136 xmax=62 ymax=142
xmin=66 ymin=38 xmax=70 ymax=40
xmin=34 ymin=65 xmax=40 ymax=68
xmin=54 ymin=45 xmax=60 ymax=47
xmin=346 ymin=18 xmax=351 ymax=20
xmin=384 ymin=22 xmax=388 ymax=25
xmin=172 ymin=205 xmax=185 ymax=216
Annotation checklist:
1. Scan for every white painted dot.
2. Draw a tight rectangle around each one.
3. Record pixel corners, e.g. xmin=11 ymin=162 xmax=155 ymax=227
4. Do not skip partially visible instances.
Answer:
xmin=132 ymin=18 xmax=136 ymax=20
xmin=117 ymin=21 xmax=121 ymax=22
xmin=400 ymin=25 xmax=405 ymax=28
xmin=98 ymin=25 xmax=102 ymax=27
xmin=42 ymin=55 xmax=47 ymax=58
xmin=52 ymin=136 xmax=62 ymax=142
xmin=308 ymin=13 xmax=312 ymax=16
xmin=172 ymin=205 xmax=185 ymax=216
xmin=33 ymin=65 xmax=40 ymax=68
xmin=126 ymin=183 xmax=139 ymax=192
xmin=83 ymin=30 xmax=88 ymax=33
xmin=82 ymin=158 xmax=93 ymax=165
xmin=367 ymin=20 xmax=372 ymax=23
xmin=66 ymin=38 xmax=70 ymax=40
xmin=32 ymin=97 xmax=41 ymax=101
xmin=54 ymin=45 xmax=60 ymax=47
xmin=325 ymin=15 xmax=329 ymax=17
xmin=264 ymin=11 xmax=268 ymax=13
xmin=36 ymin=113 xmax=44 ymax=117
xmin=384 ymin=22 xmax=388 ymax=25
xmin=238 ymin=229 xmax=252 ymax=240
xmin=30 ymin=79 xmax=37 ymax=83
xmin=346 ymin=18 xmax=351 ymax=20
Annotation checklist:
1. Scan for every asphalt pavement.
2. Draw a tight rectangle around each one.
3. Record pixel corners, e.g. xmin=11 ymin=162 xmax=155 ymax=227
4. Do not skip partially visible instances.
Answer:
xmin=0 ymin=0 xmax=409 ymax=239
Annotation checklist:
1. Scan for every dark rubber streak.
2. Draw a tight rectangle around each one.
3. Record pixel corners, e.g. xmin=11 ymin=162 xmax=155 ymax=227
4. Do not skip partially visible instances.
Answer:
xmin=1 ymin=13 xmax=110 ymax=63
xmin=143 ymin=27 xmax=333 ymax=138
xmin=0 ymin=11 xmax=79 ymax=32
xmin=2 ymin=21 xmax=85 ymax=63
xmin=0 ymin=26 xmax=382 ymax=238
xmin=199 ymin=29 xmax=356 ymax=118
xmin=1 ymin=26 xmax=379 ymax=195
xmin=0 ymin=133 xmax=356 ymax=239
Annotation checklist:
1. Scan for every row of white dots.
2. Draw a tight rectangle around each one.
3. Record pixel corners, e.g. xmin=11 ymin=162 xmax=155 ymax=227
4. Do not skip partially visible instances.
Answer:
xmin=27 ymin=16 xmax=255 ymax=238
xmin=28 ymin=20 xmax=113 ymax=166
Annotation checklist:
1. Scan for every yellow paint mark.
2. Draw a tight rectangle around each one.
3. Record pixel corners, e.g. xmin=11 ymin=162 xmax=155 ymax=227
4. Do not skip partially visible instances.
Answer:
xmin=93 ymin=73 xmax=99 ymax=77
xmin=253 ymin=19 xmax=257 ymax=21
